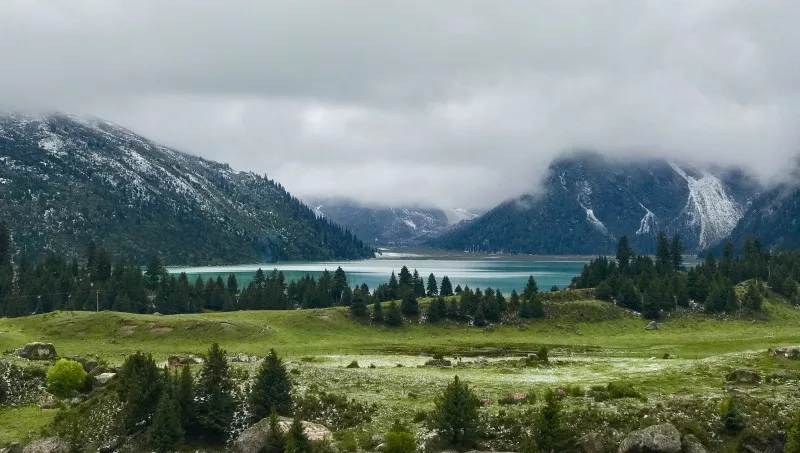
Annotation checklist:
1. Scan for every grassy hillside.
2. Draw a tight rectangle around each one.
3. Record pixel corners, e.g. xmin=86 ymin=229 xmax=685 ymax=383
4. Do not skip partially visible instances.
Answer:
xmin=2 ymin=298 xmax=799 ymax=362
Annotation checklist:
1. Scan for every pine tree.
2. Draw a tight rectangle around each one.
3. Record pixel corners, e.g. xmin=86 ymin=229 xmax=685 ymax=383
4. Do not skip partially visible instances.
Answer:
xmin=372 ymin=300 xmax=384 ymax=322
xmin=426 ymin=297 xmax=446 ymax=323
xmin=118 ymin=352 xmax=164 ymax=432
xmin=284 ymin=417 xmax=311 ymax=453
xmin=386 ymin=301 xmax=403 ymax=327
xmin=149 ymin=390 xmax=184 ymax=453
xmin=388 ymin=272 xmax=399 ymax=298
xmin=472 ymin=303 xmax=487 ymax=327
xmin=426 ymin=273 xmax=439 ymax=297
xmin=670 ymin=234 xmax=684 ymax=271
xmin=250 ymin=349 xmax=293 ymax=421
xmin=401 ymin=292 xmax=419 ymax=316
xmin=264 ymin=408 xmax=286 ymax=453
xmin=532 ymin=389 xmax=574 ymax=452
xmin=0 ymin=221 xmax=10 ymax=266
xmin=413 ymin=270 xmax=425 ymax=297
xmin=196 ymin=343 xmax=235 ymax=442
xmin=385 ymin=420 xmax=416 ymax=453
xmin=741 ymin=280 xmax=763 ymax=312
xmin=454 ymin=284 xmax=463 ymax=294
xmin=616 ymin=235 xmax=632 ymax=271
xmin=333 ymin=266 xmax=348 ymax=302
xmin=432 ymin=376 xmax=481 ymax=448
xmin=523 ymin=276 xmax=539 ymax=300
xmin=398 ymin=266 xmax=413 ymax=289
xmin=350 ymin=289 xmax=369 ymax=318
xmin=227 ymin=273 xmax=239 ymax=297
xmin=509 ymin=290 xmax=520 ymax=310
xmin=176 ymin=365 xmax=195 ymax=434
xmin=656 ymin=232 xmax=671 ymax=270
xmin=530 ymin=296 xmax=544 ymax=319
xmin=440 ymin=276 xmax=453 ymax=296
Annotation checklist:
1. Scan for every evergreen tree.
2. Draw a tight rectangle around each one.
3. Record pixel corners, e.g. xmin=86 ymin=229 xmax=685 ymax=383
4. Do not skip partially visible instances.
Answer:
xmin=426 ymin=273 xmax=439 ymax=297
xmin=284 ymin=417 xmax=311 ymax=453
xmin=264 ymin=408 xmax=286 ymax=453
xmin=440 ymin=276 xmax=453 ymax=296
xmin=350 ymin=289 xmax=369 ymax=318
xmin=596 ymin=282 xmax=613 ymax=301
xmin=385 ymin=301 xmax=403 ymax=327
xmin=741 ymin=280 xmax=763 ymax=312
xmin=532 ymin=389 xmax=574 ymax=452
xmin=617 ymin=279 xmax=641 ymax=311
xmin=372 ymin=300 xmax=384 ymax=322
xmin=385 ymin=420 xmax=416 ymax=453
xmin=642 ymin=279 xmax=664 ymax=319
xmin=0 ymin=221 xmax=9 ymax=266
xmin=388 ymin=272 xmax=399 ymax=298
xmin=530 ymin=296 xmax=544 ymax=319
xmin=670 ymin=234 xmax=684 ymax=271
xmin=432 ymin=376 xmax=481 ymax=448
xmin=656 ymin=232 xmax=671 ymax=270
xmin=250 ymin=349 xmax=293 ymax=421
xmin=176 ymin=365 xmax=195 ymax=435
xmin=412 ymin=269 xmax=425 ymax=297
xmin=332 ymin=267 xmax=348 ymax=302
xmin=616 ymin=235 xmax=632 ymax=271
xmin=196 ymin=343 xmax=235 ymax=442
xmin=472 ymin=303 xmax=487 ymax=327
xmin=118 ymin=352 xmax=163 ymax=432
xmin=226 ymin=273 xmax=239 ymax=297
xmin=400 ymin=292 xmax=419 ymax=316
xmin=509 ymin=290 xmax=520 ymax=310
xmin=454 ymin=284 xmax=463 ymax=294
xmin=149 ymin=390 xmax=184 ymax=453
xmin=523 ymin=276 xmax=539 ymax=300
xmin=398 ymin=266 xmax=413 ymax=289
xmin=426 ymin=297 xmax=447 ymax=323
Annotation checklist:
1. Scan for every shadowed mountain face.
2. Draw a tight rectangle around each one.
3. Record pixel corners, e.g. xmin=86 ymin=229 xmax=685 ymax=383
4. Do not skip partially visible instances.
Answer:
xmin=429 ymin=152 xmax=760 ymax=255
xmin=0 ymin=113 xmax=373 ymax=264
xmin=309 ymin=199 xmax=480 ymax=246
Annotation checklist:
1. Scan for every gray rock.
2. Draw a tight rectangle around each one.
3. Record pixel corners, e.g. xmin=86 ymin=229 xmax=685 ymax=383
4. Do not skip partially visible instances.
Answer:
xmin=770 ymin=347 xmax=800 ymax=359
xmin=38 ymin=393 xmax=58 ymax=410
xmin=0 ymin=443 xmax=22 ymax=453
xmin=82 ymin=359 xmax=100 ymax=373
xmin=22 ymin=438 xmax=69 ymax=453
xmin=88 ymin=365 xmax=108 ymax=378
xmin=232 ymin=416 xmax=332 ymax=453
xmin=681 ymin=434 xmax=707 ymax=453
xmin=726 ymin=369 xmax=762 ymax=384
xmin=97 ymin=436 xmax=124 ymax=453
xmin=370 ymin=434 xmax=386 ymax=448
xmin=93 ymin=372 xmax=117 ymax=386
xmin=425 ymin=359 xmax=452 ymax=367
xmin=375 ymin=443 xmax=386 ymax=452
xmin=618 ymin=423 xmax=681 ymax=453
xmin=645 ymin=321 xmax=660 ymax=331
xmin=16 ymin=343 xmax=57 ymax=361
xmin=578 ymin=432 xmax=604 ymax=453
xmin=167 ymin=354 xmax=203 ymax=368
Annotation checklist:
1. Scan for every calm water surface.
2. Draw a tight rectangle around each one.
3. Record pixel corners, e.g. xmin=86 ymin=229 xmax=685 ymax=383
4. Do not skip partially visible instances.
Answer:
xmin=170 ymin=256 xmax=588 ymax=295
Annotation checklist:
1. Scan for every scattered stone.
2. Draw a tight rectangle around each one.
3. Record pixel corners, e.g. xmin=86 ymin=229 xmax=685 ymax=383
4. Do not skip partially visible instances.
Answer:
xmin=88 ymin=365 xmax=108 ymax=378
xmin=69 ymin=396 xmax=86 ymax=405
xmin=681 ymin=434 xmax=707 ymax=453
xmin=93 ymin=373 xmax=117 ymax=386
xmin=229 ymin=354 xmax=259 ymax=363
xmin=645 ymin=321 xmax=660 ymax=331
xmin=232 ymin=416 xmax=332 ymax=453
xmin=167 ymin=354 xmax=203 ymax=368
xmin=375 ymin=443 xmax=386 ymax=452
xmin=22 ymin=437 xmax=69 ymax=453
xmin=0 ymin=443 xmax=22 ymax=453
xmin=38 ymin=393 xmax=58 ymax=410
xmin=618 ymin=423 xmax=681 ymax=453
xmin=577 ymin=432 xmax=604 ymax=453
xmin=82 ymin=359 xmax=100 ymax=374
xmin=16 ymin=343 xmax=57 ymax=361
xmin=726 ymin=369 xmax=762 ymax=385
xmin=767 ymin=369 xmax=800 ymax=383
xmin=770 ymin=347 xmax=800 ymax=360
xmin=425 ymin=358 xmax=452 ymax=367
xmin=97 ymin=437 xmax=124 ymax=453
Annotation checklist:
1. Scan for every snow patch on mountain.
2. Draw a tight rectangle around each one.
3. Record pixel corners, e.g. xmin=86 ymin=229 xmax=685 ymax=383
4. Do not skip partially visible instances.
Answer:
xmin=584 ymin=207 xmax=612 ymax=237
xmin=443 ymin=208 xmax=480 ymax=225
xmin=636 ymin=203 xmax=657 ymax=235
xmin=670 ymin=162 xmax=743 ymax=248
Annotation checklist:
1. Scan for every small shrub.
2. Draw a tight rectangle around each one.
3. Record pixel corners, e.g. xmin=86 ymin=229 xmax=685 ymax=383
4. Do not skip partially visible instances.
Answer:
xmin=369 ymin=364 xmax=376 ymax=369
xmin=385 ymin=421 xmax=416 ymax=453
xmin=432 ymin=353 xmax=445 ymax=360
xmin=407 ymin=392 xmax=418 ymax=399
xmin=589 ymin=382 xmax=643 ymax=402
xmin=47 ymin=359 xmax=88 ymax=398
xmin=563 ymin=385 xmax=585 ymax=397
xmin=412 ymin=410 xmax=428 ymax=423
xmin=346 ymin=361 xmax=359 ymax=369
xmin=720 ymin=397 xmax=745 ymax=434
xmin=536 ymin=346 xmax=549 ymax=364
xmin=294 ymin=388 xmax=378 ymax=430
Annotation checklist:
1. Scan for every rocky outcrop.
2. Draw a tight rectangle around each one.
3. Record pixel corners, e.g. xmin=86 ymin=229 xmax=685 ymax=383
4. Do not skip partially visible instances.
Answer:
xmin=232 ymin=416 xmax=332 ymax=453
xmin=425 ymin=358 xmax=452 ymax=367
xmin=16 ymin=343 xmax=57 ymax=361
xmin=726 ymin=370 xmax=762 ymax=385
xmin=681 ymin=434 xmax=707 ymax=453
xmin=0 ymin=443 xmax=22 ymax=453
xmin=618 ymin=423 xmax=681 ymax=453
xmin=645 ymin=321 xmax=660 ymax=331
xmin=22 ymin=438 xmax=69 ymax=453
xmin=168 ymin=354 xmax=204 ymax=368
xmin=93 ymin=373 xmax=117 ymax=386
xmin=770 ymin=347 xmax=800 ymax=360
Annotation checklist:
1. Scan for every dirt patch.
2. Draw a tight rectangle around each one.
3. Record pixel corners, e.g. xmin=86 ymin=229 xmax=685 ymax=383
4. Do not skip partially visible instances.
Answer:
xmin=150 ymin=327 xmax=173 ymax=334
xmin=120 ymin=325 xmax=137 ymax=336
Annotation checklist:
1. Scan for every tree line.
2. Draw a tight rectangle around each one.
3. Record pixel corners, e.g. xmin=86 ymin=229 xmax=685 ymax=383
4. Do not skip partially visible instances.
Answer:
xmin=571 ymin=233 xmax=799 ymax=319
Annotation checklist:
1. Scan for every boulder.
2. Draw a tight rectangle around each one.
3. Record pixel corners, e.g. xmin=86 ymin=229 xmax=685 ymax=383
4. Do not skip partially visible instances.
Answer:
xmin=88 ymin=365 xmax=108 ymax=377
xmin=645 ymin=321 xmax=660 ymax=331
xmin=618 ymin=423 xmax=681 ymax=453
xmin=94 ymin=372 xmax=117 ymax=386
xmin=425 ymin=358 xmax=452 ymax=367
xmin=232 ymin=416 xmax=332 ymax=453
xmin=681 ymin=434 xmax=707 ymax=453
xmin=770 ymin=347 xmax=800 ymax=359
xmin=0 ymin=443 xmax=22 ymax=453
xmin=726 ymin=369 xmax=762 ymax=385
xmin=82 ymin=359 xmax=100 ymax=373
xmin=16 ymin=343 xmax=57 ymax=361
xmin=577 ymin=432 xmax=604 ymax=453
xmin=38 ymin=393 xmax=57 ymax=410
xmin=167 ymin=354 xmax=203 ymax=368
xmin=22 ymin=438 xmax=69 ymax=453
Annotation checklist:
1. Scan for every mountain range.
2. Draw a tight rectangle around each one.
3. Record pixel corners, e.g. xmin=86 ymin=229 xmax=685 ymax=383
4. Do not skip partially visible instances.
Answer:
xmin=429 ymin=152 xmax=762 ymax=254
xmin=0 ymin=113 xmax=374 ymax=264
xmin=309 ymin=199 xmax=480 ymax=246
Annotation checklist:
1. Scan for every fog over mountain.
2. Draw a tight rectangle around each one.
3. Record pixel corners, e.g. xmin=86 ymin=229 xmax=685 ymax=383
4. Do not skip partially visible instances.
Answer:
xmin=2 ymin=1 xmax=799 ymax=209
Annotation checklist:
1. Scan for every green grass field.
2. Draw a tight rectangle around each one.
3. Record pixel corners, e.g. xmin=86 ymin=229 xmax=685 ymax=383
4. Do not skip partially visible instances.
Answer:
xmin=3 ymin=298 xmax=800 ymax=449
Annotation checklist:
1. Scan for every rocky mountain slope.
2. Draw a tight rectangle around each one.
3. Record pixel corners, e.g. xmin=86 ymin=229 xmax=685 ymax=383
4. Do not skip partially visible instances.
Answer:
xmin=310 ymin=199 xmax=480 ymax=246
xmin=429 ymin=152 xmax=760 ymax=254
xmin=0 ymin=113 xmax=374 ymax=264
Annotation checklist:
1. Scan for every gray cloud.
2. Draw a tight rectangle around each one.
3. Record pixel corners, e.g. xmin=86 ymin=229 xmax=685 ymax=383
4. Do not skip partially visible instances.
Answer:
xmin=1 ymin=0 xmax=799 ymax=209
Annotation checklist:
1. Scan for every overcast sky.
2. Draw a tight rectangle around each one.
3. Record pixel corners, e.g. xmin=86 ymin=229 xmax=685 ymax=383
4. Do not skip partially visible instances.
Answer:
xmin=1 ymin=1 xmax=799 ymax=209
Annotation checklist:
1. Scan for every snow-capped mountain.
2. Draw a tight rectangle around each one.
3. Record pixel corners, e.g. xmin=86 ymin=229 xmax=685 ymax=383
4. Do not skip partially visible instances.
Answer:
xmin=429 ymin=152 xmax=760 ymax=254
xmin=0 ymin=113 xmax=374 ymax=264
xmin=309 ymin=199 xmax=481 ymax=246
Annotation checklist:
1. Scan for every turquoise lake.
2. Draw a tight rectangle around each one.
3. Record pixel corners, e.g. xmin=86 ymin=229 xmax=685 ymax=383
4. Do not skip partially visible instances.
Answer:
xmin=170 ymin=256 xmax=588 ymax=295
